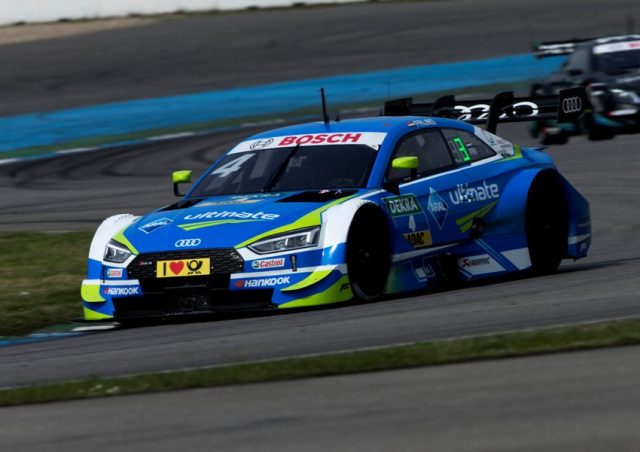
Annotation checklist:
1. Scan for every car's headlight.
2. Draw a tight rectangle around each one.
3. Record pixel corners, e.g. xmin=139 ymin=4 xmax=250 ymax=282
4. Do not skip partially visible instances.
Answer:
xmin=104 ymin=239 xmax=133 ymax=263
xmin=248 ymin=227 xmax=320 ymax=254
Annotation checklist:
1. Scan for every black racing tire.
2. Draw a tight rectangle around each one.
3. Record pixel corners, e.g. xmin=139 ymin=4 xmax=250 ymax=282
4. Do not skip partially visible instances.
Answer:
xmin=346 ymin=205 xmax=391 ymax=301
xmin=525 ymin=172 xmax=568 ymax=275
xmin=587 ymin=126 xmax=615 ymax=141
xmin=540 ymin=130 xmax=568 ymax=146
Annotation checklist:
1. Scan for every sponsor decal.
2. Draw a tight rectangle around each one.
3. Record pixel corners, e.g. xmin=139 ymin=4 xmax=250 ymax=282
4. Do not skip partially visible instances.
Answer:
xmin=449 ymin=181 xmax=500 ymax=205
xmin=562 ymin=97 xmax=582 ymax=114
xmin=183 ymin=210 xmax=279 ymax=221
xmin=340 ymin=282 xmax=351 ymax=292
xmin=461 ymin=257 xmax=491 ymax=268
xmin=230 ymin=132 xmax=387 ymax=153
xmin=250 ymin=138 xmax=274 ymax=149
xmin=106 ymin=268 xmax=123 ymax=278
xmin=407 ymin=119 xmax=437 ymax=127
xmin=382 ymin=194 xmax=423 ymax=217
xmin=235 ymin=276 xmax=291 ymax=288
xmin=454 ymin=101 xmax=539 ymax=122
xmin=138 ymin=217 xmax=173 ymax=234
xmin=174 ymin=238 xmax=202 ymax=248
xmin=157 ymin=258 xmax=211 ymax=278
xmin=103 ymin=286 xmax=140 ymax=296
xmin=403 ymin=230 xmax=433 ymax=248
xmin=457 ymin=254 xmax=504 ymax=276
xmin=251 ymin=258 xmax=286 ymax=270
xmin=427 ymin=188 xmax=448 ymax=229
xmin=278 ymin=133 xmax=362 ymax=146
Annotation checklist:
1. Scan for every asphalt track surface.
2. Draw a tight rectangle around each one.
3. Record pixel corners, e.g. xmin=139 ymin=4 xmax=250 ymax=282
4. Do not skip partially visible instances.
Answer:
xmin=4 ymin=346 xmax=640 ymax=451
xmin=1 ymin=0 xmax=640 ymax=449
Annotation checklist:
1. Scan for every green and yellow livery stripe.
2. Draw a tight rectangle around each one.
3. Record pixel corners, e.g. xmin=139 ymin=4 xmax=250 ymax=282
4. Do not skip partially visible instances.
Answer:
xmin=282 ymin=268 xmax=333 ymax=292
xmin=456 ymin=201 xmax=497 ymax=233
xmin=235 ymin=195 xmax=357 ymax=249
xmin=178 ymin=218 xmax=266 ymax=231
xmin=81 ymin=283 xmax=105 ymax=303
xmin=279 ymin=275 xmax=352 ymax=309
xmin=112 ymin=226 xmax=139 ymax=255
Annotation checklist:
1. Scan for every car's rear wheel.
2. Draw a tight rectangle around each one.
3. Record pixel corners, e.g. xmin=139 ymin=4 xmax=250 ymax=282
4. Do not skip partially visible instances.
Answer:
xmin=525 ymin=172 xmax=568 ymax=275
xmin=346 ymin=205 xmax=391 ymax=301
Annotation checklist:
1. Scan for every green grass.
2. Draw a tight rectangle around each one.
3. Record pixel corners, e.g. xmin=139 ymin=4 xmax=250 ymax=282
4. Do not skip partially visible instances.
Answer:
xmin=0 ymin=232 xmax=93 ymax=336
xmin=2 ymin=319 xmax=639 ymax=407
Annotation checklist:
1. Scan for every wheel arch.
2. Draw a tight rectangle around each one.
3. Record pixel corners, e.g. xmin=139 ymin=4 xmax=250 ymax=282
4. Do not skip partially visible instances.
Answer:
xmin=88 ymin=213 xmax=139 ymax=263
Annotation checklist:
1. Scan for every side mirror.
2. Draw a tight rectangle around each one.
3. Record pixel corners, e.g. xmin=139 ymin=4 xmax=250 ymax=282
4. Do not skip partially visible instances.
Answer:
xmin=567 ymin=68 xmax=583 ymax=77
xmin=172 ymin=170 xmax=192 ymax=197
xmin=392 ymin=156 xmax=419 ymax=180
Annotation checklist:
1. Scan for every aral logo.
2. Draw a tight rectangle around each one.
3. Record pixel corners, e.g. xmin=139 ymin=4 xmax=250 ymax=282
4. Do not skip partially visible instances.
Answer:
xmin=427 ymin=188 xmax=448 ymax=229
xmin=138 ymin=217 xmax=173 ymax=234
xmin=383 ymin=194 xmax=423 ymax=217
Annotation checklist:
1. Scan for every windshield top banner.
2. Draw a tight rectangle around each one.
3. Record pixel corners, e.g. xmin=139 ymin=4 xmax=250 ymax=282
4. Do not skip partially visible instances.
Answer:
xmin=229 ymin=132 xmax=387 ymax=154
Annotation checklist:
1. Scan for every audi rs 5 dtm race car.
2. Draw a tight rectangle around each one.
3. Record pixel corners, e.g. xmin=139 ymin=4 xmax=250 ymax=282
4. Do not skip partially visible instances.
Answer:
xmin=81 ymin=89 xmax=591 ymax=323
xmin=530 ymin=34 xmax=640 ymax=144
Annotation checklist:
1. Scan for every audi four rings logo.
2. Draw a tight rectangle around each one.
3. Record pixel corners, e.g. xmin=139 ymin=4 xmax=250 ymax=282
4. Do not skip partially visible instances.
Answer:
xmin=562 ymin=97 xmax=582 ymax=114
xmin=250 ymin=138 xmax=274 ymax=149
xmin=175 ymin=238 xmax=202 ymax=247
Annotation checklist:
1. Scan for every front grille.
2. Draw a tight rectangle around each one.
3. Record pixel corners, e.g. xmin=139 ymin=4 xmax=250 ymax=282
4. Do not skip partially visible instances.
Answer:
xmin=127 ymin=248 xmax=244 ymax=279
xmin=116 ymin=248 xmax=273 ymax=320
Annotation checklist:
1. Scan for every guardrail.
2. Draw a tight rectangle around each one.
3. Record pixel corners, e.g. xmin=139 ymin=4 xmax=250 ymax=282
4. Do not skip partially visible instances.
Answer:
xmin=0 ymin=0 xmax=365 ymax=26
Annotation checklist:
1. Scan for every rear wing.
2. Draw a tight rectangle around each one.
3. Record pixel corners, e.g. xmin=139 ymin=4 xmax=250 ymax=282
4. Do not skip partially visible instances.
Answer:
xmin=532 ymin=38 xmax=594 ymax=58
xmin=532 ymin=34 xmax=640 ymax=57
xmin=383 ymin=88 xmax=589 ymax=133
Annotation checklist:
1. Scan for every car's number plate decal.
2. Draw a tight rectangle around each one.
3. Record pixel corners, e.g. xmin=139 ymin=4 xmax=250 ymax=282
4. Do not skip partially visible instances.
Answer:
xmin=156 ymin=258 xmax=210 ymax=278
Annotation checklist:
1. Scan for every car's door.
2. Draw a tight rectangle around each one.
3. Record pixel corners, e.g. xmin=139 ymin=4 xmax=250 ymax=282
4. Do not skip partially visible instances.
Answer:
xmin=440 ymin=128 xmax=501 ymax=237
xmin=384 ymin=128 xmax=471 ymax=249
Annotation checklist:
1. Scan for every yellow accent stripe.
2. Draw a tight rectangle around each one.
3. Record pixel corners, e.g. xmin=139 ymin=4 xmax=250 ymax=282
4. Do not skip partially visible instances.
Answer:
xmin=113 ymin=226 xmax=139 ymax=255
xmin=281 ymin=269 xmax=333 ymax=292
xmin=456 ymin=202 xmax=497 ymax=233
xmin=179 ymin=218 xmax=265 ymax=231
xmin=81 ymin=283 xmax=105 ymax=303
xmin=235 ymin=195 xmax=357 ymax=249
xmin=83 ymin=306 xmax=113 ymax=321
xmin=279 ymin=275 xmax=352 ymax=309
xmin=499 ymin=144 xmax=523 ymax=162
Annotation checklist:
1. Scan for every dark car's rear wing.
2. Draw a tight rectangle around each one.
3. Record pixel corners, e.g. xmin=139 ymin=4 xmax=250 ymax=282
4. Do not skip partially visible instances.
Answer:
xmin=532 ymin=38 xmax=595 ymax=58
xmin=383 ymin=88 xmax=589 ymax=133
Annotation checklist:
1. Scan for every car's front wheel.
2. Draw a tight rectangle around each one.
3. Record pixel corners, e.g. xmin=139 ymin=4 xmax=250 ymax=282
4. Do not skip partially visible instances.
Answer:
xmin=346 ymin=205 xmax=391 ymax=301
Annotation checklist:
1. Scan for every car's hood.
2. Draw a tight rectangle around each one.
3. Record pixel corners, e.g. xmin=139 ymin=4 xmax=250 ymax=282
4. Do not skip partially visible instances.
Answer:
xmin=119 ymin=190 xmax=362 ymax=253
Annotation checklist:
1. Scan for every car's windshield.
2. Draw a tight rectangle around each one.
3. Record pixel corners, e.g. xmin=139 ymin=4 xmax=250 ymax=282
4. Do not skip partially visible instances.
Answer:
xmin=188 ymin=144 xmax=377 ymax=198
xmin=593 ymin=42 xmax=640 ymax=72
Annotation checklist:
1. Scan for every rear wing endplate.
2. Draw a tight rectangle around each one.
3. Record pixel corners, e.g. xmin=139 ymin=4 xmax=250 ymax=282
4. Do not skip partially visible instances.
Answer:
xmin=383 ymin=88 xmax=589 ymax=133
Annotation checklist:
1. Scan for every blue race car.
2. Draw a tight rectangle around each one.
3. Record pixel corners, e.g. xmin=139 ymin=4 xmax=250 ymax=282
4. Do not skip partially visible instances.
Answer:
xmin=81 ymin=89 xmax=591 ymax=323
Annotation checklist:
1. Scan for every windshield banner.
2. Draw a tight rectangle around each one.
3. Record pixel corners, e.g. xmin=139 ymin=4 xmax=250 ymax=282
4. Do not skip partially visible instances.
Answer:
xmin=229 ymin=132 xmax=387 ymax=154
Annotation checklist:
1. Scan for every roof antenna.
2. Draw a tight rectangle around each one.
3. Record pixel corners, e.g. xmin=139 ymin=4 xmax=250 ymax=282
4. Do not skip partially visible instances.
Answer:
xmin=320 ymin=88 xmax=330 ymax=124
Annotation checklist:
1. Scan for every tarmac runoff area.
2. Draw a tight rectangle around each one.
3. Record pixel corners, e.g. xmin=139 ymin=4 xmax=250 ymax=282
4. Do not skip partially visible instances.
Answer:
xmin=2 ymin=345 xmax=640 ymax=451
